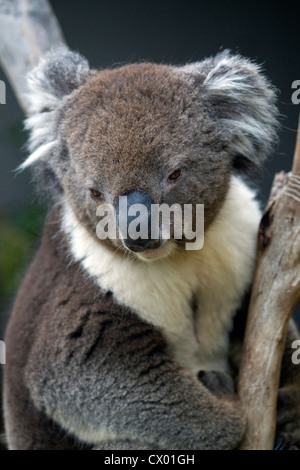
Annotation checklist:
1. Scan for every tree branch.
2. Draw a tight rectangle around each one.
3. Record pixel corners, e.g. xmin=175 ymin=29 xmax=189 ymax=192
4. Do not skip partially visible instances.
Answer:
xmin=0 ymin=0 xmax=66 ymax=113
xmin=238 ymin=117 xmax=300 ymax=450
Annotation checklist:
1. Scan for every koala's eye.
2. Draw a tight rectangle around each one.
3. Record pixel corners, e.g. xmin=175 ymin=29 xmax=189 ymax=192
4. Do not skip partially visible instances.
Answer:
xmin=167 ymin=169 xmax=182 ymax=183
xmin=89 ymin=188 xmax=104 ymax=200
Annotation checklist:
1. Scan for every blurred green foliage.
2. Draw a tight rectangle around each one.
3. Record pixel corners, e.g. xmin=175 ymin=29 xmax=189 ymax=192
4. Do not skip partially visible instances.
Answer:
xmin=0 ymin=204 xmax=46 ymax=310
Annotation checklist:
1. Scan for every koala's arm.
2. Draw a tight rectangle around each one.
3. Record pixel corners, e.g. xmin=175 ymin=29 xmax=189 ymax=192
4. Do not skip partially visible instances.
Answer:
xmin=4 ymin=208 xmax=245 ymax=450
xmin=24 ymin=304 xmax=244 ymax=450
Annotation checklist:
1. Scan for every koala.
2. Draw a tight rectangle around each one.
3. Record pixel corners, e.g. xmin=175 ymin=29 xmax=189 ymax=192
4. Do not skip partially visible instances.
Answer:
xmin=3 ymin=48 xmax=300 ymax=450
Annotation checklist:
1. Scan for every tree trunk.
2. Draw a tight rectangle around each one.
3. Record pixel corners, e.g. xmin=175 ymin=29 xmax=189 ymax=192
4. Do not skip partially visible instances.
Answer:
xmin=0 ymin=0 xmax=66 ymax=113
xmin=238 ymin=118 xmax=300 ymax=450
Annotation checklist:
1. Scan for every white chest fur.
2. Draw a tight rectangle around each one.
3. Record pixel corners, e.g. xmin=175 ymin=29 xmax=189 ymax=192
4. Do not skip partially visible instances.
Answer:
xmin=62 ymin=176 xmax=261 ymax=375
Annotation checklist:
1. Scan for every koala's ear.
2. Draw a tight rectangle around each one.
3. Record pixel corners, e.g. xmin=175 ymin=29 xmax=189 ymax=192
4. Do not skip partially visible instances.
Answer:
xmin=26 ymin=47 xmax=90 ymax=114
xmin=180 ymin=51 xmax=279 ymax=170
xmin=19 ymin=48 xmax=90 ymax=171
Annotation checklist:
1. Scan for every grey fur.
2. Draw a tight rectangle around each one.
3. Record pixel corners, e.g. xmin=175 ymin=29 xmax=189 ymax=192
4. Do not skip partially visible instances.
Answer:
xmin=180 ymin=51 xmax=279 ymax=168
xmin=4 ymin=49 xmax=300 ymax=450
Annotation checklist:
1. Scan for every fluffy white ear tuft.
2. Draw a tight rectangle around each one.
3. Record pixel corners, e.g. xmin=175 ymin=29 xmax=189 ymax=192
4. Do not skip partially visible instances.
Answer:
xmin=26 ymin=47 xmax=90 ymax=115
xmin=180 ymin=51 xmax=279 ymax=168
xmin=19 ymin=48 xmax=90 ymax=171
xmin=17 ymin=141 xmax=57 ymax=172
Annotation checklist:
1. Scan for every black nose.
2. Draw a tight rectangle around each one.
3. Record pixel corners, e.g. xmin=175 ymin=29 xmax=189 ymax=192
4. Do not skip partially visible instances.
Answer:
xmin=114 ymin=190 xmax=161 ymax=252
xmin=125 ymin=239 xmax=162 ymax=252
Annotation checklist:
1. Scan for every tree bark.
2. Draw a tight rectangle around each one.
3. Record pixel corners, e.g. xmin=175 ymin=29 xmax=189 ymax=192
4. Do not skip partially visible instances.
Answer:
xmin=238 ymin=118 xmax=300 ymax=450
xmin=0 ymin=0 xmax=66 ymax=113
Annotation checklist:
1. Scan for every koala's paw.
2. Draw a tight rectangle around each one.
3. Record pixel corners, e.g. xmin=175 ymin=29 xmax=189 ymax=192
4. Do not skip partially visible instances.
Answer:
xmin=198 ymin=370 xmax=236 ymax=398
xmin=275 ymin=387 xmax=300 ymax=450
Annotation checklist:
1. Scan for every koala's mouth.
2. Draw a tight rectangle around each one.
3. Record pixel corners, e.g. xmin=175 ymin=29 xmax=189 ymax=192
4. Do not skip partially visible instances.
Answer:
xmin=121 ymin=238 xmax=174 ymax=261
xmin=133 ymin=240 xmax=174 ymax=261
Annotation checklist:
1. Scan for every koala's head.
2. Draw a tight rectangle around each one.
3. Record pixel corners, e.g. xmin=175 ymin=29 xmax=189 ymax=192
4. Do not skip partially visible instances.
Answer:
xmin=21 ymin=47 xmax=278 ymax=261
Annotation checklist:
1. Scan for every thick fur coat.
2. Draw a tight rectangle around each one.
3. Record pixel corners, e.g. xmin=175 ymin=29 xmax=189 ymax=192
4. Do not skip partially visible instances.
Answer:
xmin=3 ymin=49 xmax=300 ymax=449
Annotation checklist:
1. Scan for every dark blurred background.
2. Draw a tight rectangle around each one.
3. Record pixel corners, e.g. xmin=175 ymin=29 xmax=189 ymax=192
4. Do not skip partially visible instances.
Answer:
xmin=0 ymin=1 xmax=299 ymax=441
